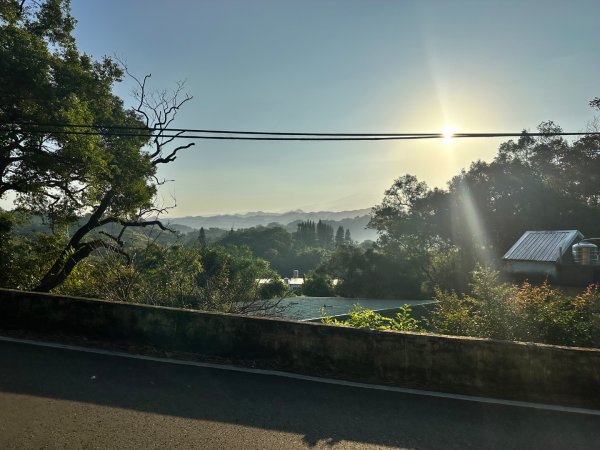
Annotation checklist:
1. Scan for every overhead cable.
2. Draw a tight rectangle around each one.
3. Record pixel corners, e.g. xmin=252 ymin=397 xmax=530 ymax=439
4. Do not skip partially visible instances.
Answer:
xmin=1 ymin=122 xmax=599 ymax=141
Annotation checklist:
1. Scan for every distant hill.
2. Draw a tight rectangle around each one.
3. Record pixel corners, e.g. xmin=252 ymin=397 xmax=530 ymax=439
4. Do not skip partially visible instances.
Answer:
xmin=167 ymin=208 xmax=378 ymax=242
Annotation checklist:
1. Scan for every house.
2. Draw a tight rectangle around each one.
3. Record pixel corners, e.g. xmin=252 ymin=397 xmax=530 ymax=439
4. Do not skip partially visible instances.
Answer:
xmin=283 ymin=277 xmax=304 ymax=290
xmin=502 ymin=230 xmax=598 ymax=285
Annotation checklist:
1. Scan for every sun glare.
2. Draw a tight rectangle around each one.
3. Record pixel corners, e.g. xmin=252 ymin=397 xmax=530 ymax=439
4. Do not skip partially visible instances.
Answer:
xmin=442 ymin=125 xmax=456 ymax=141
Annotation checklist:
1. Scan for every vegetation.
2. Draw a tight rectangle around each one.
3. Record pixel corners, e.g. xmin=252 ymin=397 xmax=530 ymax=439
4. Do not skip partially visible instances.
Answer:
xmin=302 ymin=273 xmax=335 ymax=297
xmin=1 ymin=0 xmax=197 ymax=292
xmin=0 ymin=0 xmax=288 ymax=315
xmin=217 ymin=222 xmax=343 ymax=277
xmin=322 ymin=304 xmax=421 ymax=332
xmin=322 ymin=267 xmax=600 ymax=348
xmin=55 ymin=243 xmax=289 ymax=315
xmin=1 ymin=1 xmax=600 ymax=348
xmin=310 ymin=114 xmax=600 ymax=300
xmin=430 ymin=267 xmax=600 ymax=348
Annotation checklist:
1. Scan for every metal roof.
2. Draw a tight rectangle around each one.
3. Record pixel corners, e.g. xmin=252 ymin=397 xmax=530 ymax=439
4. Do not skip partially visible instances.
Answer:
xmin=502 ymin=230 xmax=583 ymax=262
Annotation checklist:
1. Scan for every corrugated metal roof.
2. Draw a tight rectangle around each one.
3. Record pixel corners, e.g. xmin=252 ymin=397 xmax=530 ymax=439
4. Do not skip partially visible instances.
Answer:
xmin=502 ymin=230 xmax=583 ymax=262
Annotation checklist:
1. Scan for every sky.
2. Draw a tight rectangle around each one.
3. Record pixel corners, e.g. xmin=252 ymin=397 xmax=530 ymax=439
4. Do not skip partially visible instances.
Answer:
xmin=65 ymin=0 xmax=600 ymax=216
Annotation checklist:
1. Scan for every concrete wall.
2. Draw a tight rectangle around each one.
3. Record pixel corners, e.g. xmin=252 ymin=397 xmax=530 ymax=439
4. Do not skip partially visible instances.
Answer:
xmin=1 ymin=288 xmax=599 ymax=408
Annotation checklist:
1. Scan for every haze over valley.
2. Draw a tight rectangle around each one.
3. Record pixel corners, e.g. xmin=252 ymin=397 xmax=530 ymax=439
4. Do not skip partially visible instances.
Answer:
xmin=167 ymin=208 xmax=377 ymax=242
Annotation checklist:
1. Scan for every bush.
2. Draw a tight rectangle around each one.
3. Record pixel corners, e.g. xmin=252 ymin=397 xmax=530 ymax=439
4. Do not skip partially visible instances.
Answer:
xmin=430 ymin=267 xmax=600 ymax=347
xmin=56 ymin=243 xmax=288 ymax=315
xmin=322 ymin=304 xmax=421 ymax=332
xmin=303 ymin=273 xmax=335 ymax=297
xmin=258 ymin=278 xmax=289 ymax=299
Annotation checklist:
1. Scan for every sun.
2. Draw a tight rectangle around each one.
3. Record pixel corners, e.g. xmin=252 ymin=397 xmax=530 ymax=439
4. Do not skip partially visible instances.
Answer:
xmin=441 ymin=125 xmax=456 ymax=141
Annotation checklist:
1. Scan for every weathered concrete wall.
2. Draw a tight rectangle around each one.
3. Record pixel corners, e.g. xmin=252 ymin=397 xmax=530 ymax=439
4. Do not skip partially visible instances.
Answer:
xmin=1 ymin=288 xmax=599 ymax=408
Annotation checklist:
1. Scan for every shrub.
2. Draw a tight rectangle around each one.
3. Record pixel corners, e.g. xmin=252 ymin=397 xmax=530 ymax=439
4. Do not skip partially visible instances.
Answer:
xmin=430 ymin=267 xmax=600 ymax=347
xmin=303 ymin=273 xmax=335 ymax=297
xmin=322 ymin=304 xmax=421 ymax=332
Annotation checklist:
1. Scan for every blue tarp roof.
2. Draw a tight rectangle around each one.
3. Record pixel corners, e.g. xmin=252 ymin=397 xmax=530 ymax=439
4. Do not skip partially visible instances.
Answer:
xmin=502 ymin=230 xmax=583 ymax=263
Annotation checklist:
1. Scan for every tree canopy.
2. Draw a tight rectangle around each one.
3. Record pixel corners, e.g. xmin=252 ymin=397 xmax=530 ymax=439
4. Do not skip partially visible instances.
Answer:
xmin=1 ymin=0 xmax=194 ymax=291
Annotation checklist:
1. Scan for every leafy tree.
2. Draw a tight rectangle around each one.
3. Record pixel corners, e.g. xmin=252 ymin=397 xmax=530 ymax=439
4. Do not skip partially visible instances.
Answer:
xmin=258 ymin=277 xmax=288 ymax=300
xmin=303 ymin=273 xmax=335 ymax=297
xmin=1 ymin=0 xmax=133 ymax=204
xmin=366 ymin=115 xmax=600 ymax=296
xmin=57 ymin=242 xmax=287 ymax=315
xmin=369 ymin=174 xmax=429 ymax=239
xmin=1 ymin=0 xmax=195 ymax=291
xmin=317 ymin=245 xmax=425 ymax=299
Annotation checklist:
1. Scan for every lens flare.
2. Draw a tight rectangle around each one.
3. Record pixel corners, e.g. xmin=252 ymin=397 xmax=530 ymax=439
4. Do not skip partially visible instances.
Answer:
xmin=442 ymin=125 xmax=456 ymax=141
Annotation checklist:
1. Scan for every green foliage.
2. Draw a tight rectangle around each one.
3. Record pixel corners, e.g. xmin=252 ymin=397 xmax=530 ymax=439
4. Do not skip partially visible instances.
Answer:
xmin=0 ymin=0 xmax=202 ymax=292
xmin=344 ymin=228 xmax=352 ymax=245
xmin=56 ymin=242 xmax=288 ymax=315
xmin=362 ymin=118 xmax=600 ymax=299
xmin=430 ymin=267 xmax=600 ymax=347
xmin=322 ymin=304 xmax=421 ymax=332
xmin=197 ymin=227 xmax=207 ymax=247
xmin=258 ymin=278 xmax=288 ymax=300
xmin=335 ymin=226 xmax=345 ymax=246
xmin=303 ymin=273 xmax=335 ymax=297
xmin=217 ymin=224 xmax=329 ymax=276
xmin=317 ymin=244 xmax=426 ymax=299
xmin=295 ymin=220 xmax=317 ymax=247
xmin=316 ymin=220 xmax=334 ymax=247
xmin=0 ymin=210 xmax=66 ymax=289
xmin=1 ymin=0 xmax=151 ymax=210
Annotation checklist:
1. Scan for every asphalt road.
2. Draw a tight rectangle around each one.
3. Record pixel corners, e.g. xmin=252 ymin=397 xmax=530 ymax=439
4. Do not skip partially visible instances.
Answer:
xmin=0 ymin=339 xmax=598 ymax=449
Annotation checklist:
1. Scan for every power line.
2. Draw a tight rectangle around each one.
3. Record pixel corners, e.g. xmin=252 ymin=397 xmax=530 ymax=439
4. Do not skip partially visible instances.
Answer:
xmin=3 ymin=121 xmax=440 ymax=137
xmin=2 ymin=122 xmax=600 ymax=141
xmin=2 ymin=128 xmax=440 ymax=141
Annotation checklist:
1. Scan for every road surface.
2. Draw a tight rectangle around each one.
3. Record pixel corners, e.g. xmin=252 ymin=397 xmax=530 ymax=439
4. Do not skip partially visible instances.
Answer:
xmin=0 ymin=338 xmax=598 ymax=449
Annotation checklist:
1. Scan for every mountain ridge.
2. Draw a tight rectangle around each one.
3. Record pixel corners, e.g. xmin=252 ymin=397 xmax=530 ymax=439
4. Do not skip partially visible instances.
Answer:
xmin=167 ymin=208 xmax=377 ymax=242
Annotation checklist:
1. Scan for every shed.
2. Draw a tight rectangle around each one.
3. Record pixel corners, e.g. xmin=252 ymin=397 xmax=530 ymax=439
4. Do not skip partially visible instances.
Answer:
xmin=502 ymin=230 xmax=592 ymax=284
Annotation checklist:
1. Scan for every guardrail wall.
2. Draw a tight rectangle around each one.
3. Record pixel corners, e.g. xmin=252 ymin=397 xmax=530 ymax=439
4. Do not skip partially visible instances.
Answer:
xmin=0 ymin=288 xmax=598 ymax=408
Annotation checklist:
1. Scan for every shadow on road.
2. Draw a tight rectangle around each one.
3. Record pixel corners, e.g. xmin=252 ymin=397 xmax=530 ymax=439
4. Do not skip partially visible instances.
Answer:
xmin=0 ymin=339 xmax=598 ymax=449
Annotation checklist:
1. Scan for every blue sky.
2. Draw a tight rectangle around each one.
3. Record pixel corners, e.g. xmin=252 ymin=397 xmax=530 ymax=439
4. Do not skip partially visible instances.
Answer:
xmin=69 ymin=0 xmax=600 ymax=216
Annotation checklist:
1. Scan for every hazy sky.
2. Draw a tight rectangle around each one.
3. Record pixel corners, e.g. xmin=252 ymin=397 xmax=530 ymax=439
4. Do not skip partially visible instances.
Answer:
xmin=67 ymin=0 xmax=599 ymax=216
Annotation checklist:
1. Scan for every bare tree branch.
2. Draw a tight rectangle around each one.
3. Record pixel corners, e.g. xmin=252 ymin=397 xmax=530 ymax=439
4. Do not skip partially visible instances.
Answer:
xmin=152 ymin=142 xmax=195 ymax=165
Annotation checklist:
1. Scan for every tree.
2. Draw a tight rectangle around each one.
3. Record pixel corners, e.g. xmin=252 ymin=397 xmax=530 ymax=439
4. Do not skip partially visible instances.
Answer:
xmin=57 ymin=242 xmax=288 ymax=315
xmin=303 ymin=273 xmax=335 ymax=297
xmin=366 ymin=113 xmax=600 ymax=295
xmin=295 ymin=220 xmax=316 ymax=246
xmin=335 ymin=225 xmax=345 ymax=246
xmin=1 ymin=0 xmax=129 ymax=205
xmin=344 ymin=228 xmax=352 ymax=245
xmin=198 ymin=227 xmax=207 ymax=247
xmin=1 ymin=0 xmax=195 ymax=291
xmin=316 ymin=219 xmax=333 ymax=247
xmin=369 ymin=174 xmax=429 ymax=238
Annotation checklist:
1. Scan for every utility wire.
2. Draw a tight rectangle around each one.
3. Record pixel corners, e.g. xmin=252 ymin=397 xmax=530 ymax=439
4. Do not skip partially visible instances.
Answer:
xmin=3 ymin=121 xmax=440 ymax=137
xmin=2 ymin=128 xmax=441 ymax=141
xmin=2 ymin=122 xmax=600 ymax=140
